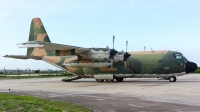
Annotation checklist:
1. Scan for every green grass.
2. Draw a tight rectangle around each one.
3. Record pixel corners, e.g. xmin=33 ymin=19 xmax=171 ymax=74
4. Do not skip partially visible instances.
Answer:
xmin=0 ymin=72 xmax=68 ymax=75
xmin=194 ymin=68 xmax=200 ymax=73
xmin=0 ymin=93 xmax=93 ymax=112
xmin=0 ymin=75 xmax=74 ymax=79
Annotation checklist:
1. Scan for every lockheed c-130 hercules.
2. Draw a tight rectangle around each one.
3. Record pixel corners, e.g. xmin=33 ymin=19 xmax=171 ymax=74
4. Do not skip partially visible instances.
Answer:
xmin=4 ymin=18 xmax=198 ymax=82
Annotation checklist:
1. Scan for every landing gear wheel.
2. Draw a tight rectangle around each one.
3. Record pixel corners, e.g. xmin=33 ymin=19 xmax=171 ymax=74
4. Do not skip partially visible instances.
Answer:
xmin=116 ymin=78 xmax=123 ymax=82
xmin=169 ymin=76 xmax=177 ymax=82
xmin=96 ymin=79 xmax=104 ymax=82
xmin=106 ymin=80 xmax=110 ymax=82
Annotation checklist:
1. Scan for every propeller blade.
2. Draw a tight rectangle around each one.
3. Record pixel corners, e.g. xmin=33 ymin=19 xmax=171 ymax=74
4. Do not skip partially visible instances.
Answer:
xmin=113 ymin=35 xmax=115 ymax=49
xmin=124 ymin=61 xmax=127 ymax=70
xmin=126 ymin=40 xmax=128 ymax=52
xmin=108 ymin=35 xmax=118 ymax=68
xmin=123 ymin=40 xmax=131 ymax=69
xmin=111 ymin=59 xmax=113 ymax=68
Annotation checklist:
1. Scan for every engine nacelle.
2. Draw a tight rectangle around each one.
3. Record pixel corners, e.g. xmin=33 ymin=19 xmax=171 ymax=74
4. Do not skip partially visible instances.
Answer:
xmin=79 ymin=49 xmax=123 ymax=61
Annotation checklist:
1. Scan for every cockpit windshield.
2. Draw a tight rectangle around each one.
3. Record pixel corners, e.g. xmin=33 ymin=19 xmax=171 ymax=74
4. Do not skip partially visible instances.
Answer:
xmin=174 ymin=53 xmax=183 ymax=59
xmin=174 ymin=53 xmax=188 ymax=63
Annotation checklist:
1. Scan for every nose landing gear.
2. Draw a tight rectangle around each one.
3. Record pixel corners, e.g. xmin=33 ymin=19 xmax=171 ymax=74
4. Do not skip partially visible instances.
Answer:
xmin=169 ymin=76 xmax=177 ymax=82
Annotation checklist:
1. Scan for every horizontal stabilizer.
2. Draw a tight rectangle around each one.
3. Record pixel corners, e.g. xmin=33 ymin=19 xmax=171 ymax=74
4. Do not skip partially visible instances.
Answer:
xmin=63 ymin=62 xmax=111 ymax=68
xmin=18 ymin=44 xmax=44 ymax=48
xmin=18 ymin=41 xmax=89 ymax=53
xmin=3 ymin=55 xmax=42 ymax=60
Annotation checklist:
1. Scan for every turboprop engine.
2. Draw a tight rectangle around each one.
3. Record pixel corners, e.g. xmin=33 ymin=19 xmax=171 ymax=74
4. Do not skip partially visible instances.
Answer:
xmin=79 ymin=36 xmax=130 ymax=61
xmin=73 ymin=35 xmax=131 ymax=69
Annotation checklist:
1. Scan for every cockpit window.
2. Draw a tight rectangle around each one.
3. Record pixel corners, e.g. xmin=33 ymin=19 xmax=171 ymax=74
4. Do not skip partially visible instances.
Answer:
xmin=174 ymin=53 xmax=183 ymax=59
xmin=174 ymin=53 xmax=188 ymax=63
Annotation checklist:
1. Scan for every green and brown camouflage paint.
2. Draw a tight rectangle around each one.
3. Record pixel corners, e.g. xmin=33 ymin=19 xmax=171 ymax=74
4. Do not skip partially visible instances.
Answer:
xmin=27 ymin=18 xmax=55 ymax=56
xmin=5 ymin=18 xmax=188 ymax=78
xmin=42 ymin=50 xmax=186 ymax=76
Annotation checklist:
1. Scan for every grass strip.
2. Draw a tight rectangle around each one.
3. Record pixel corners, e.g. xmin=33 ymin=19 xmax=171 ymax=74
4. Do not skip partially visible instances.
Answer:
xmin=0 ymin=93 xmax=93 ymax=112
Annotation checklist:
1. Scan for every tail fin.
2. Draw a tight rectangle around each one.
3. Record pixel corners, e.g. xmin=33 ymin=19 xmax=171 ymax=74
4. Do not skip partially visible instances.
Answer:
xmin=27 ymin=18 xmax=54 ymax=56
xmin=28 ymin=18 xmax=51 ymax=42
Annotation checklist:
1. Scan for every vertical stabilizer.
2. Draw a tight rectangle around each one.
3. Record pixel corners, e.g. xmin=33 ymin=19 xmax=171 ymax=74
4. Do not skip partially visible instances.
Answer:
xmin=27 ymin=18 xmax=54 ymax=56
xmin=28 ymin=18 xmax=51 ymax=42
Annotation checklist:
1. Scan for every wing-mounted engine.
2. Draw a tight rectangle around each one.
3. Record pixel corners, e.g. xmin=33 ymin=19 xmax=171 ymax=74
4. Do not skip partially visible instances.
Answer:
xmin=78 ymin=35 xmax=124 ymax=62
xmin=78 ymin=48 xmax=110 ymax=60
xmin=78 ymin=48 xmax=124 ymax=61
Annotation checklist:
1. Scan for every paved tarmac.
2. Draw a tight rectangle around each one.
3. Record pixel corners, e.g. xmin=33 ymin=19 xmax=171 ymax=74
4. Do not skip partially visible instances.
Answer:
xmin=0 ymin=74 xmax=200 ymax=112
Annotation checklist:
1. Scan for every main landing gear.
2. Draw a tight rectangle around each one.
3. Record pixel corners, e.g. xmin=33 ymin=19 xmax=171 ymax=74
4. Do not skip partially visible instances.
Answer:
xmin=96 ymin=79 xmax=104 ymax=82
xmin=96 ymin=79 xmax=114 ymax=82
xmin=115 ymin=78 xmax=123 ymax=82
xmin=169 ymin=76 xmax=177 ymax=82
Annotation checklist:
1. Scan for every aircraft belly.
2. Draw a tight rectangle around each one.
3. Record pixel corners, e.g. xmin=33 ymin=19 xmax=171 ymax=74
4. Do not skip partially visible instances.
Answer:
xmin=131 ymin=72 xmax=186 ymax=78
xmin=82 ymin=67 xmax=133 ymax=75
xmin=114 ymin=74 xmax=133 ymax=78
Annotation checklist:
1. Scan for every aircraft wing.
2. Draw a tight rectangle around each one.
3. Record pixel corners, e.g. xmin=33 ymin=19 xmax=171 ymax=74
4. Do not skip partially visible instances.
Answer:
xmin=3 ymin=55 xmax=42 ymax=60
xmin=17 ymin=41 xmax=89 ymax=54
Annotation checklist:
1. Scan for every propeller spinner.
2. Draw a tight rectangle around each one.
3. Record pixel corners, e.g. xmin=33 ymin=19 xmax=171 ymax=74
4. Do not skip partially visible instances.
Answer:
xmin=122 ymin=41 xmax=131 ymax=69
xmin=107 ymin=35 xmax=118 ymax=68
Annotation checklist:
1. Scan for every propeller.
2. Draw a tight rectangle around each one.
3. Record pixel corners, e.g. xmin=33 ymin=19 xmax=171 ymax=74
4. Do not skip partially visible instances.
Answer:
xmin=107 ymin=35 xmax=118 ymax=68
xmin=122 ymin=41 xmax=131 ymax=69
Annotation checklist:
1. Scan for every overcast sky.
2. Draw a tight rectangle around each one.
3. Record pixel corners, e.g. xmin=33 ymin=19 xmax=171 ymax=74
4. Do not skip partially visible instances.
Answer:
xmin=0 ymin=0 xmax=199 ymax=70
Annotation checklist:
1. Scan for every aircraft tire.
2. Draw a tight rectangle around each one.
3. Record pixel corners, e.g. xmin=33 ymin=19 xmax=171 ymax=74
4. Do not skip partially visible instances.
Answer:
xmin=96 ymin=79 xmax=104 ymax=82
xmin=169 ymin=76 xmax=177 ymax=82
xmin=116 ymin=78 xmax=123 ymax=82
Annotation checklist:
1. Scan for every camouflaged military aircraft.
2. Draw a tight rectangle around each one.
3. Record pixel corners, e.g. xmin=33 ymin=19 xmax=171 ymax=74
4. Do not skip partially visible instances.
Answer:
xmin=4 ymin=18 xmax=198 ymax=82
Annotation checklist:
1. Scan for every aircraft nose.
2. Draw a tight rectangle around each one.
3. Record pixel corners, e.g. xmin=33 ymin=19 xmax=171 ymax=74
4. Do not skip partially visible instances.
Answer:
xmin=185 ymin=62 xmax=198 ymax=74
